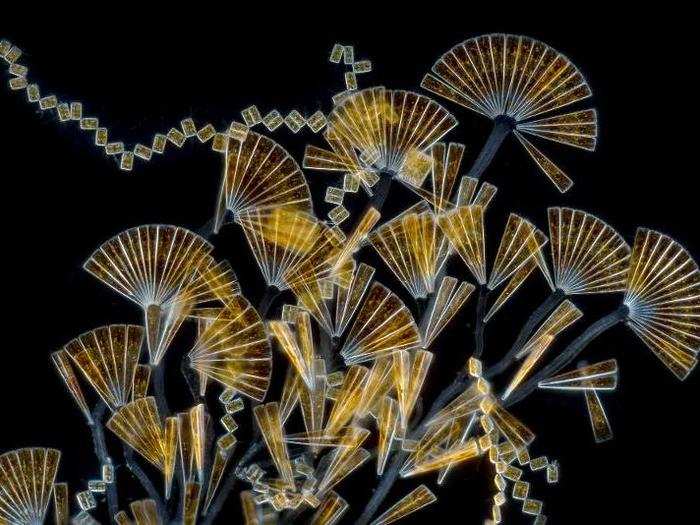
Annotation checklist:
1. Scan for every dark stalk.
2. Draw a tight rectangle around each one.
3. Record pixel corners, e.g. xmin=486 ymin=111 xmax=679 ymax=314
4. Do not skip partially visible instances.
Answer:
xmin=465 ymin=116 xmax=514 ymax=180
xmin=473 ymin=286 xmax=490 ymax=358
xmin=152 ymin=362 xmax=170 ymax=417
xmin=368 ymin=173 xmax=393 ymax=211
xmin=486 ymin=289 xmax=566 ymax=378
xmin=257 ymin=286 xmax=280 ymax=318
xmin=88 ymin=402 xmax=119 ymax=522
xmin=122 ymin=446 xmax=166 ymax=519
xmin=505 ymin=304 xmax=628 ymax=406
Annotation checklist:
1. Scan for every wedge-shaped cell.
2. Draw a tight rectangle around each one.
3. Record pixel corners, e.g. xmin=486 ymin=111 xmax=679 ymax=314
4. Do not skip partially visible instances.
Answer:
xmin=0 ymin=448 xmax=61 ymax=525
xmin=485 ymin=258 xmax=538 ymax=322
xmin=107 ymin=398 xmax=167 ymax=470
xmin=331 ymin=208 xmax=382 ymax=281
xmin=403 ymin=417 xmax=472 ymax=476
xmin=188 ymin=295 xmax=272 ymax=402
xmin=547 ymin=208 xmax=631 ymax=295
xmin=455 ymin=176 xmax=498 ymax=209
xmin=310 ymin=491 xmax=348 ymax=525
xmin=376 ymin=396 xmax=400 ymax=475
xmin=393 ymin=350 xmax=433 ymax=431
xmin=369 ymin=210 xmax=451 ymax=298
xmin=481 ymin=397 xmax=535 ymax=453
xmin=84 ymin=225 xmax=214 ymax=364
xmin=269 ymin=311 xmax=316 ymax=389
xmin=310 ymin=86 xmax=457 ymax=186
xmin=182 ymin=481 xmax=201 ymax=525
xmin=279 ymin=366 xmax=301 ymax=423
xmin=421 ymin=277 xmax=475 ymax=347
xmin=334 ymin=263 xmax=375 ymax=338
xmin=298 ymin=359 xmax=328 ymax=451
xmin=202 ymin=447 xmax=232 ymax=513
xmin=185 ymin=257 xmax=241 ymax=305
xmin=315 ymin=432 xmax=370 ymax=496
xmin=425 ymin=381 xmax=488 ymax=428
xmin=53 ymin=482 xmax=69 ymax=525
xmin=125 ymin=499 xmax=160 ymax=525
xmin=62 ymin=325 xmax=143 ymax=411
xmin=438 ymin=205 xmax=486 ymax=284
xmin=370 ymin=484 xmax=437 ymax=525
xmin=437 ymin=414 xmax=479 ymax=485
xmin=538 ymin=359 xmax=618 ymax=391
xmin=284 ymin=427 xmax=363 ymax=448
xmin=239 ymin=491 xmax=259 ymax=525
xmin=253 ymin=403 xmax=295 ymax=488
xmin=355 ymin=357 xmax=394 ymax=418
xmin=514 ymin=131 xmax=574 ymax=192
xmin=340 ymin=282 xmax=421 ymax=364
xmin=163 ymin=417 xmax=177 ymax=498
xmin=502 ymin=335 xmax=554 ymax=400
xmin=187 ymin=404 xmax=209 ymax=482
xmin=422 ymin=34 xmax=596 ymax=191
xmin=488 ymin=214 xmax=548 ymax=291
xmin=215 ymin=130 xmax=312 ymax=232
xmin=516 ymin=299 xmax=584 ymax=359
xmin=132 ymin=364 xmax=151 ymax=400
xmin=403 ymin=433 xmax=479 ymax=478
xmin=237 ymin=208 xmax=343 ymax=290
xmin=325 ymin=365 xmax=369 ymax=434
xmin=624 ymin=228 xmax=700 ymax=380
xmin=51 ymin=350 xmax=93 ymax=423
xmin=584 ymin=390 xmax=613 ymax=443
xmin=404 ymin=142 xmax=465 ymax=213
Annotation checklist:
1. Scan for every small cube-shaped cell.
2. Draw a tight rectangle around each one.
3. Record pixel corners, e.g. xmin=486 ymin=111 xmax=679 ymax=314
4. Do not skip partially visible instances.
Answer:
xmin=167 ymin=128 xmax=186 ymax=147
xmin=221 ymin=414 xmax=238 ymax=433
xmin=228 ymin=121 xmax=249 ymax=141
xmin=95 ymin=128 xmax=108 ymax=146
xmin=512 ymin=480 xmax=529 ymax=500
xmin=263 ymin=110 xmax=284 ymax=131
xmin=306 ymin=111 xmax=327 ymax=133
xmin=134 ymin=144 xmax=153 ymax=161
xmin=26 ymin=84 xmax=40 ymax=102
xmin=343 ymin=173 xmax=360 ymax=193
xmin=328 ymin=205 xmax=349 ymax=225
xmin=57 ymin=103 xmax=71 ymax=121
xmin=102 ymin=462 xmax=115 ymax=483
xmin=219 ymin=388 xmax=237 ymax=404
xmin=284 ymin=110 xmax=306 ymax=133
xmin=326 ymin=371 xmax=345 ymax=387
xmin=152 ymin=134 xmax=168 ymax=153
xmin=39 ymin=95 xmax=58 ymax=110
xmin=105 ymin=142 xmax=125 ymax=155
xmin=502 ymin=465 xmax=522 ymax=482
xmin=522 ymin=498 xmax=543 ymax=516
xmin=344 ymin=72 xmax=358 ymax=90
xmin=88 ymin=480 xmax=107 ymax=493
xmin=9 ymin=77 xmax=28 ymax=90
xmin=493 ymin=491 xmax=507 ymax=506
xmin=546 ymin=461 xmax=559 ymax=483
xmin=225 ymin=397 xmax=245 ymax=414
xmin=9 ymin=63 xmax=28 ymax=77
xmin=197 ymin=123 xmax=216 ymax=143
xmin=180 ymin=118 xmax=197 ymax=137
xmin=352 ymin=60 xmax=372 ymax=73
xmin=529 ymin=456 xmax=548 ymax=471
xmin=120 ymin=151 xmax=134 ymax=171
xmin=325 ymin=187 xmax=344 ymax=205
xmin=218 ymin=433 xmax=237 ymax=454
xmin=343 ymin=45 xmax=354 ymax=64
xmin=241 ymin=105 xmax=262 ymax=126
xmin=76 ymin=490 xmax=97 ymax=511
xmin=70 ymin=102 xmax=83 ymax=120
xmin=329 ymin=43 xmax=344 ymax=63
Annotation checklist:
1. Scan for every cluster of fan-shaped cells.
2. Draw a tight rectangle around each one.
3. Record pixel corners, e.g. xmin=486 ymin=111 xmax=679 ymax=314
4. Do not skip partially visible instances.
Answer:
xmin=83 ymin=225 xmax=217 ymax=364
xmin=59 ymin=324 xmax=143 ymax=411
xmin=439 ymin=205 xmax=548 ymax=319
xmin=542 ymin=207 xmax=631 ymax=295
xmin=339 ymin=282 xmax=421 ymax=364
xmin=304 ymin=87 xmax=457 ymax=190
xmin=369 ymin=205 xmax=450 ymax=298
xmin=188 ymin=293 xmax=272 ymax=402
xmin=422 ymin=33 xmax=597 ymax=192
xmin=237 ymin=207 xmax=344 ymax=291
xmin=0 ymin=448 xmax=61 ymax=525
xmin=214 ymin=130 xmax=312 ymax=232
xmin=624 ymin=229 xmax=700 ymax=380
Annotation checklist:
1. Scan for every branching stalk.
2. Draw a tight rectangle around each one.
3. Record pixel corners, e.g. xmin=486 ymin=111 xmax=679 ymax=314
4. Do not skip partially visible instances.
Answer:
xmin=88 ymin=402 xmax=119 ymax=522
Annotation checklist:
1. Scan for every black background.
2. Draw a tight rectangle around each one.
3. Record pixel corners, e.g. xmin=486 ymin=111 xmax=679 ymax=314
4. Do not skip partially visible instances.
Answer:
xmin=2 ymin=17 xmax=698 ymax=524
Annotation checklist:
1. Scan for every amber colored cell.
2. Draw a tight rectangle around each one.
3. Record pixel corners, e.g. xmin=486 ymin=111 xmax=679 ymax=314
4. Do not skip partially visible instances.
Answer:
xmin=84 ymin=225 xmax=214 ymax=364
xmin=310 ymin=491 xmax=348 ymax=525
xmin=538 ymin=359 xmax=618 ymax=391
xmin=253 ymin=403 xmax=295 ymax=488
xmin=182 ymin=482 xmax=201 ymax=525
xmin=393 ymin=350 xmax=433 ymax=431
xmin=325 ymin=365 xmax=369 ymax=434
xmin=106 ymin=397 xmax=166 ymax=470
xmin=51 ymin=350 xmax=93 ymax=423
xmin=369 ymin=209 xmax=451 ymax=299
xmin=340 ymin=282 xmax=421 ymax=364
xmin=624 ymin=228 xmax=700 ymax=380
xmin=62 ymin=324 xmax=143 ymax=411
xmin=215 ymin=130 xmax=312 ymax=231
xmin=52 ymin=482 xmax=69 ymax=525
xmin=405 ymin=142 xmax=465 ymax=213
xmin=269 ymin=310 xmax=316 ymax=389
xmin=188 ymin=295 xmax=272 ymax=402
xmin=127 ymin=499 xmax=160 ymax=525
xmin=334 ymin=263 xmax=375 ymax=338
xmin=376 ymin=397 xmax=400 ymax=475
xmin=546 ymin=207 xmax=631 ymax=295
xmin=438 ymin=205 xmax=487 ymax=284
xmin=584 ymin=390 xmax=613 ymax=443
xmin=421 ymin=277 xmax=475 ymax=347
xmin=0 ymin=448 xmax=61 ymax=525
xmin=370 ymin=485 xmax=437 ymax=525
